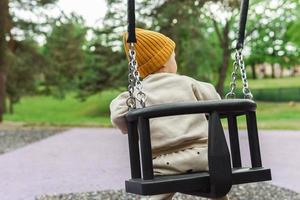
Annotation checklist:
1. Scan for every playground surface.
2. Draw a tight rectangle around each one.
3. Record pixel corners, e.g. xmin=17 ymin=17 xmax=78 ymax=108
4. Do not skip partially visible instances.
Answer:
xmin=0 ymin=128 xmax=299 ymax=200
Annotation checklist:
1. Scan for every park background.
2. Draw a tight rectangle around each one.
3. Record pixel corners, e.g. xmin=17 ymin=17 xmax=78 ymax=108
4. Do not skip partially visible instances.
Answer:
xmin=0 ymin=0 xmax=300 ymax=199
xmin=0 ymin=0 xmax=299 ymax=129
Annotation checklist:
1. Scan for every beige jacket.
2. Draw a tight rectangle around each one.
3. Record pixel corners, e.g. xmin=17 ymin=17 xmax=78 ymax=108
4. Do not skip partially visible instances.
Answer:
xmin=110 ymin=73 xmax=221 ymax=157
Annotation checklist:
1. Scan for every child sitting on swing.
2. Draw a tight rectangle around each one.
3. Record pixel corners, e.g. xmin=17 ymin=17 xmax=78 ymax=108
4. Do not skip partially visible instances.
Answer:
xmin=110 ymin=28 xmax=229 ymax=200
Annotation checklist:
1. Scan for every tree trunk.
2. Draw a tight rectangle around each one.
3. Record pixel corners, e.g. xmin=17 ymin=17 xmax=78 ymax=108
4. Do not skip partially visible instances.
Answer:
xmin=271 ymin=64 xmax=275 ymax=79
xmin=251 ymin=63 xmax=257 ymax=79
xmin=216 ymin=22 xmax=230 ymax=97
xmin=0 ymin=73 xmax=6 ymax=121
xmin=280 ymin=65 xmax=284 ymax=78
xmin=0 ymin=0 xmax=9 ymax=122
xmin=8 ymin=95 xmax=13 ymax=114
xmin=291 ymin=67 xmax=297 ymax=77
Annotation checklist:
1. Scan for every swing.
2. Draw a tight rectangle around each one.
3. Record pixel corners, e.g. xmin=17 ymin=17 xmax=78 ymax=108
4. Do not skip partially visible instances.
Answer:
xmin=124 ymin=0 xmax=272 ymax=198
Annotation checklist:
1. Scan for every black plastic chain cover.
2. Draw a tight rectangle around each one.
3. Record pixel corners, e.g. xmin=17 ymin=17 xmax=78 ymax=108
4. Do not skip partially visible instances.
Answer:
xmin=127 ymin=0 xmax=137 ymax=43
xmin=236 ymin=0 xmax=250 ymax=49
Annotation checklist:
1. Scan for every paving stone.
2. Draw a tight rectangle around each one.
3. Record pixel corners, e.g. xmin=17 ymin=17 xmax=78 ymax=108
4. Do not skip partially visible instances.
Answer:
xmin=0 ymin=128 xmax=300 ymax=200
xmin=0 ymin=127 xmax=63 ymax=154
xmin=36 ymin=183 xmax=300 ymax=200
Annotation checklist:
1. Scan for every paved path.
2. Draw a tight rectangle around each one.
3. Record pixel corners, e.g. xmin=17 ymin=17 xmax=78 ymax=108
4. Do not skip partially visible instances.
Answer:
xmin=0 ymin=128 xmax=299 ymax=200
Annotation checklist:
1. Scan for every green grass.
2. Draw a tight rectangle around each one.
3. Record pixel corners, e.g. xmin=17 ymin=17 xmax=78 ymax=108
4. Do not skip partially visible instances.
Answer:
xmin=226 ymin=76 xmax=300 ymax=89
xmin=4 ymin=90 xmax=121 ymax=127
xmin=235 ymin=102 xmax=300 ymax=130
xmin=256 ymin=102 xmax=300 ymax=130
xmin=224 ymin=77 xmax=300 ymax=101
xmin=4 ymin=76 xmax=300 ymax=130
xmin=4 ymin=93 xmax=300 ymax=130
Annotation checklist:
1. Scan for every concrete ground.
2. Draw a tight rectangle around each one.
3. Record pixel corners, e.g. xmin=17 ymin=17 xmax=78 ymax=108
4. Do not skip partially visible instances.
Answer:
xmin=0 ymin=128 xmax=299 ymax=200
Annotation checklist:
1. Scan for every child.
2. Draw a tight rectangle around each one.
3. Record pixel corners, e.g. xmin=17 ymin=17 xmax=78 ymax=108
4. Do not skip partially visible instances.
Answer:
xmin=110 ymin=28 xmax=229 ymax=200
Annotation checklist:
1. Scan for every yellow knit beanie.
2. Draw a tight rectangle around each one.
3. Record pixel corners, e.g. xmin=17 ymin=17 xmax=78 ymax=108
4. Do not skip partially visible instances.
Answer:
xmin=123 ymin=28 xmax=176 ymax=78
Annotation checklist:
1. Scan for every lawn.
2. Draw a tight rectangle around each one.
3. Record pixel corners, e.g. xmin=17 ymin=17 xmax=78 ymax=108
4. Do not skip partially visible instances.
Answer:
xmin=4 ymin=77 xmax=300 ymax=129
xmin=226 ymin=76 xmax=300 ymax=89
xmin=236 ymin=102 xmax=300 ymax=130
xmin=4 ymin=90 xmax=300 ymax=130
xmin=4 ymin=90 xmax=121 ymax=127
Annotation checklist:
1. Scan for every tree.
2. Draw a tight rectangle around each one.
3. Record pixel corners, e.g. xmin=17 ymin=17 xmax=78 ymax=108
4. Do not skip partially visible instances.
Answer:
xmin=286 ymin=0 xmax=300 ymax=46
xmin=90 ymin=0 xmax=300 ymax=98
xmin=150 ymin=0 xmax=221 ymax=82
xmin=189 ymin=0 xmax=244 ymax=95
xmin=0 ymin=0 xmax=9 ymax=121
xmin=6 ymin=40 xmax=46 ymax=113
xmin=246 ymin=0 xmax=300 ymax=79
xmin=75 ymin=0 xmax=139 ymax=98
xmin=102 ymin=0 xmax=232 ymax=95
xmin=199 ymin=0 xmax=300 ymax=94
xmin=0 ymin=0 xmax=57 ymax=121
xmin=42 ymin=15 xmax=87 ymax=97
xmin=76 ymin=29 xmax=127 ymax=100
xmin=101 ymin=0 xmax=220 ymax=86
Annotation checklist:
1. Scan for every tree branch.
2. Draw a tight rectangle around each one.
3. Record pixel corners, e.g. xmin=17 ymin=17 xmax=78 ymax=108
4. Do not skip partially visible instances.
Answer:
xmin=212 ymin=18 xmax=224 ymax=45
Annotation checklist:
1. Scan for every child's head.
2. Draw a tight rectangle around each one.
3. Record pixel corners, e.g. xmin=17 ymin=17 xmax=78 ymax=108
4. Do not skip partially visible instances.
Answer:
xmin=123 ymin=28 xmax=177 ymax=78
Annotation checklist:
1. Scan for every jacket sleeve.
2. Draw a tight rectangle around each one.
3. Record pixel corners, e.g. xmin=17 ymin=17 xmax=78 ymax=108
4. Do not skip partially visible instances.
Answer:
xmin=110 ymin=91 xmax=130 ymax=134
xmin=192 ymin=81 xmax=221 ymax=101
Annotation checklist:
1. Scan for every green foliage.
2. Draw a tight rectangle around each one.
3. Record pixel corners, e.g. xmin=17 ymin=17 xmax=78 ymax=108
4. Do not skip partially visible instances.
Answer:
xmin=286 ymin=1 xmax=300 ymax=47
xmin=10 ymin=0 xmax=58 ymax=37
xmin=2 ymin=0 xmax=300 ymax=121
xmin=0 ymin=0 xmax=59 ymax=117
xmin=76 ymin=29 xmax=127 ymax=100
xmin=6 ymin=39 xmax=45 ymax=105
xmin=287 ymin=21 xmax=300 ymax=46
xmin=42 ymin=15 xmax=87 ymax=97
xmin=151 ymin=0 xmax=222 ymax=81
xmin=103 ymin=0 xmax=227 ymax=83
xmin=246 ymin=0 xmax=300 ymax=69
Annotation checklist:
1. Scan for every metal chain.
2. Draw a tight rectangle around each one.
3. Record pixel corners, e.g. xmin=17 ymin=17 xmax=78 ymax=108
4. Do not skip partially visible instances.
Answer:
xmin=236 ymin=48 xmax=253 ymax=99
xmin=127 ymin=43 xmax=137 ymax=109
xmin=226 ymin=48 xmax=253 ymax=99
xmin=225 ymin=50 xmax=239 ymax=99
xmin=126 ymin=43 xmax=146 ymax=109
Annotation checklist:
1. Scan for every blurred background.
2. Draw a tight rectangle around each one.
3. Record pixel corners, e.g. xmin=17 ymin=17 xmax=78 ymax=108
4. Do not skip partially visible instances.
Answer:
xmin=0 ymin=1 xmax=300 ymax=199
xmin=0 ymin=0 xmax=299 ymax=129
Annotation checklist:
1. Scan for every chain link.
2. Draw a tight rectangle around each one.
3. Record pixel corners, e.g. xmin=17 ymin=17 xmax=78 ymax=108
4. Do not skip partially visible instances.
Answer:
xmin=226 ymin=48 xmax=253 ymax=99
xmin=126 ymin=43 xmax=146 ymax=109
xmin=225 ymin=50 xmax=239 ymax=99
xmin=236 ymin=48 xmax=253 ymax=99
xmin=127 ymin=44 xmax=137 ymax=109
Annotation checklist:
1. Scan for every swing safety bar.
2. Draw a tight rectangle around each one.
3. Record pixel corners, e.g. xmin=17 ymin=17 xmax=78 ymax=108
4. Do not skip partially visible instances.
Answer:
xmin=125 ymin=99 xmax=271 ymax=198
xmin=126 ymin=99 xmax=256 ymax=121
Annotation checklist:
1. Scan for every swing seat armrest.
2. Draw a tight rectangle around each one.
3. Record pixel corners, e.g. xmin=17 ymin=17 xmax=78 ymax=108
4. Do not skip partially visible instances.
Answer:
xmin=126 ymin=99 xmax=256 ymax=121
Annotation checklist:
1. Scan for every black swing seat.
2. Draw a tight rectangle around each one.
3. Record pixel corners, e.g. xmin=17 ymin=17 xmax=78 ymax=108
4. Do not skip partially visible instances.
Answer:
xmin=126 ymin=167 xmax=271 ymax=196
xmin=125 ymin=99 xmax=272 ymax=198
